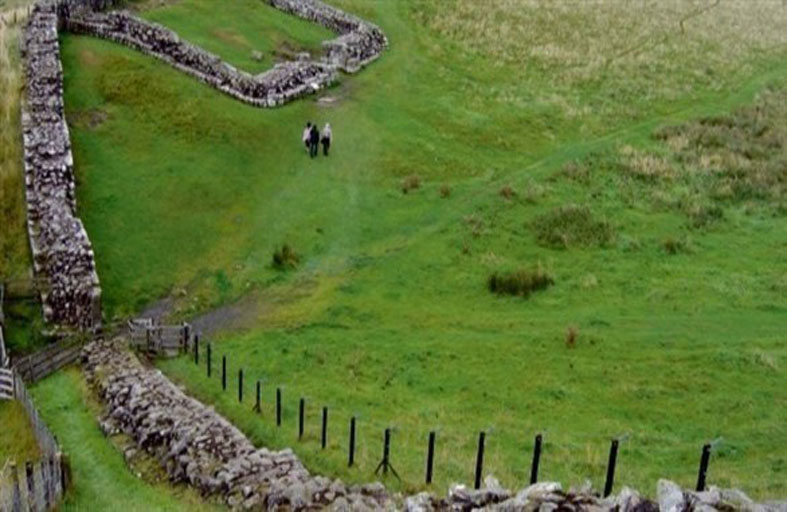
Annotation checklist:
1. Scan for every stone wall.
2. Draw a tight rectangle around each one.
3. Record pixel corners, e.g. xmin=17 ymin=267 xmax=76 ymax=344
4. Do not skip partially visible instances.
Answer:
xmin=268 ymin=0 xmax=388 ymax=73
xmin=21 ymin=1 xmax=103 ymax=331
xmin=65 ymin=12 xmax=338 ymax=108
xmin=83 ymin=340 xmax=784 ymax=511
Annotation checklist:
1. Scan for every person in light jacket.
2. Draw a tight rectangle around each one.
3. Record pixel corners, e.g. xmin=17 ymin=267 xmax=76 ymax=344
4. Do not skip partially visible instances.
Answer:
xmin=321 ymin=123 xmax=332 ymax=156
xmin=302 ymin=122 xmax=312 ymax=152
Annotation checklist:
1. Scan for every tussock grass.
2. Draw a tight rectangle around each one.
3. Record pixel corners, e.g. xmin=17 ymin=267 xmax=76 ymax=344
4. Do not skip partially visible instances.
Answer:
xmin=487 ymin=265 xmax=553 ymax=298
xmin=400 ymin=174 xmax=421 ymax=194
xmin=533 ymin=205 xmax=615 ymax=249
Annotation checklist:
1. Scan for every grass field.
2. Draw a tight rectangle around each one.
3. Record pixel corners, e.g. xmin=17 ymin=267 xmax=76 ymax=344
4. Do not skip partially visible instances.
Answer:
xmin=30 ymin=368 xmax=221 ymax=511
xmin=29 ymin=0 xmax=787 ymax=500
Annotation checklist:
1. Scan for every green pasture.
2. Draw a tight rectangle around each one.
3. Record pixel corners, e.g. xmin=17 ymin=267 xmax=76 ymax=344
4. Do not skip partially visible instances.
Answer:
xmin=53 ymin=0 xmax=787 ymax=499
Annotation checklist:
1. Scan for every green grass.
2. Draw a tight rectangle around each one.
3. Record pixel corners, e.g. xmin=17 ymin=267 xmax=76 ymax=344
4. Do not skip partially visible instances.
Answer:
xmin=132 ymin=0 xmax=333 ymax=73
xmin=30 ymin=367 xmax=220 ymax=511
xmin=59 ymin=0 xmax=787 ymax=499
xmin=0 ymin=399 xmax=40 ymax=465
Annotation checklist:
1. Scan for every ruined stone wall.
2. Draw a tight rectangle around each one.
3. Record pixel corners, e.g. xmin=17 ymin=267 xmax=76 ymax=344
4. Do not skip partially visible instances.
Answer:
xmin=268 ymin=0 xmax=388 ymax=73
xmin=65 ymin=11 xmax=338 ymax=108
xmin=21 ymin=1 xmax=104 ymax=331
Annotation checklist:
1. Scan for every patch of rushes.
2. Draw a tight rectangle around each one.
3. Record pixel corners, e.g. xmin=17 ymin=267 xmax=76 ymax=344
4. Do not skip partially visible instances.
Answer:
xmin=533 ymin=204 xmax=615 ymax=249
xmin=0 ymin=5 xmax=32 ymax=282
xmin=617 ymin=85 xmax=787 ymax=226
xmin=487 ymin=265 xmax=554 ymax=298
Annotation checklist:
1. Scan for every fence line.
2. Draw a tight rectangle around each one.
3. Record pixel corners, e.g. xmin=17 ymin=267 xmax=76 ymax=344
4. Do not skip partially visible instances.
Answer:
xmin=13 ymin=339 xmax=83 ymax=383
xmin=0 ymin=286 xmax=70 ymax=511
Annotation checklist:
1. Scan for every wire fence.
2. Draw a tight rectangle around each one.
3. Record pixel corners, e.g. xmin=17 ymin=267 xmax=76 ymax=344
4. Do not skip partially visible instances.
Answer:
xmin=134 ymin=320 xmax=721 ymax=496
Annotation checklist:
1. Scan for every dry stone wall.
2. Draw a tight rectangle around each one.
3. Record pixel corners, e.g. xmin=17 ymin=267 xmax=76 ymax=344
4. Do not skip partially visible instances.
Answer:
xmin=84 ymin=340 xmax=785 ymax=511
xmin=65 ymin=12 xmax=338 ymax=108
xmin=21 ymin=1 xmax=105 ymax=331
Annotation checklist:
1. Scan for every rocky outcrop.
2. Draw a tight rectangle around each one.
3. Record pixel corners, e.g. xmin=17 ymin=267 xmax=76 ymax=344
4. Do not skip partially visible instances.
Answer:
xmin=21 ymin=1 xmax=102 ymax=331
xmin=65 ymin=11 xmax=338 ymax=108
xmin=83 ymin=340 xmax=785 ymax=511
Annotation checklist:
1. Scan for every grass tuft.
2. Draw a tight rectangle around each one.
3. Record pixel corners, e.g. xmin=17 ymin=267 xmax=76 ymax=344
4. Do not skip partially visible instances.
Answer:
xmin=533 ymin=204 xmax=615 ymax=249
xmin=401 ymin=174 xmax=421 ymax=194
xmin=487 ymin=265 xmax=554 ymax=298
xmin=272 ymin=244 xmax=299 ymax=270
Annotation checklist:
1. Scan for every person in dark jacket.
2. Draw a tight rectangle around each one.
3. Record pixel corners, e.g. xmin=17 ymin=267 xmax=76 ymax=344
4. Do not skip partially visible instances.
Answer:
xmin=309 ymin=123 xmax=320 ymax=158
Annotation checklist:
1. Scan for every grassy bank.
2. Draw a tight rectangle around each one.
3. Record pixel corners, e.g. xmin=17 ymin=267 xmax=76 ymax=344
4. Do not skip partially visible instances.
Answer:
xmin=30 ymin=367 xmax=221 ymax=510
xmin=61 ymin=0 xmax=787 ymax=499
xmin=0 ymin=399 xmax=40 ymax=465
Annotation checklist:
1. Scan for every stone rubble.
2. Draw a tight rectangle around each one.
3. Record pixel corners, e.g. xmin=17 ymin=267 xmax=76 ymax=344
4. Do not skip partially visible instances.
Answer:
xmin=83 ymin=339 xmax=786 ymax=511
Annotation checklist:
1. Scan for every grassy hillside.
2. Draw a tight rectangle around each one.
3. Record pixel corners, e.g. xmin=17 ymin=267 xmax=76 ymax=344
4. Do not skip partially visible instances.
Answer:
xmin=61 ymin=0 xmax=786 ymax=498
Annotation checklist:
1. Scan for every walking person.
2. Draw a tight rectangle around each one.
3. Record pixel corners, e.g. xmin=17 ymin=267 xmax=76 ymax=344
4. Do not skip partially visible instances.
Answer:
xmin=302 ymin=122 xmax=312 ymax=153
xmin=309 ymin=122 xmax=320 ymax=158
xmin=321 ymin=123 xmax=332 ymax=156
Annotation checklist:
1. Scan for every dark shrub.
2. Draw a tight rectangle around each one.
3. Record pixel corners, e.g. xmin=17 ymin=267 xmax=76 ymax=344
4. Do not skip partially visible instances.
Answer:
xmin=488 ymin=266 xmax=554 ymax=298
xmin=533 ymin=204 xmax=615 ymax=249
xmin=272 ymin=244 xmax=299 ymax=270
xmin=499 ymin=185 xmax=516 ymax=200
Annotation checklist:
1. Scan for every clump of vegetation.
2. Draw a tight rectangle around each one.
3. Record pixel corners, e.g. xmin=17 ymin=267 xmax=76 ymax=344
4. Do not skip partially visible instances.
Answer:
xmin=487 ymin=266 xmax=554 ymax=298
xmin=499 ymin=185 xmax=516 ymax=200
xmin=533 ymin=204 xmax=615 ymax=249
xmin=565 ymin=326 xmax=578 ymax=349
xmin=440 ymin=184 xmax=451 ymax=198
xmin=556 ymin=160 xmax=591 ymax=184
xmin=661 ymin=236 xmax=692 ymax=255
xmin=401 ymin=175 xmax=421 ymax=194
xmin=272 ymin=244 xmax=299 ymax=270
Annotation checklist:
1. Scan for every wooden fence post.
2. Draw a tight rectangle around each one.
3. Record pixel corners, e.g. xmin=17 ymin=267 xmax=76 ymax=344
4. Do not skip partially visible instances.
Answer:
xmin=696 ymin=444 xmax=712 ymax=492
xmin=254 ymin=381 xmax=261 ymax=413
xmin=222 ymin=356 xmax=226 ymax=391
xmin=530 ymin=434 xmax=542 ymax=484
xmin=194 ymin=334 xmax=199 ymax=365
xmin=474 ymin=431 xmax=485 ymax=490
xmin=276 ymin=388 xmax=282 ymax=427
xmin=425 ymin=431 xmax=436 ymax=484
xmin=238 ymin=369 xmax=243 ymax=403
xmin=298 ymin=398 xmax=305 ymax=440
xmin=321 ymin=406 xmax=328 ymax=449
xmin=207 ymin=344 xmax=211 ymax=377
xmin=348 ymin=417 xmax=356 ymax=467
xmin=25 ymin=461 xmax=35 ymax=510
xmin=604 ymin=439 xmax=619 ymax=497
